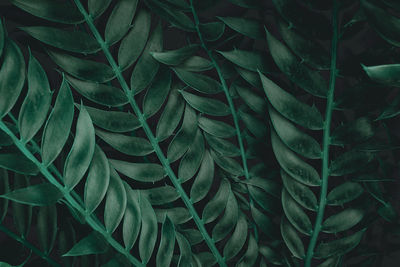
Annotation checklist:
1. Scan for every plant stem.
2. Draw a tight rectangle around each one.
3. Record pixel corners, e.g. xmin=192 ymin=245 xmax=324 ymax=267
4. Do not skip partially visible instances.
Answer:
xmin=188 ymin=0 xmax=258 ymax=239
xmin=0 ymin=224 xmax=60 ymax=267
xmin=0 ymin=121 xmax=144 ymax=267
xmin=72 ymin=1 xmax=226 ymax=265
xmin=304 ymin=1 xmax=339 ymax=266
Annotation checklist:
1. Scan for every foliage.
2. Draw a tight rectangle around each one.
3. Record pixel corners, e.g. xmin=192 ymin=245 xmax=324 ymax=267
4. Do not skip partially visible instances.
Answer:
xmin=0 ymin=0 xmax=399 ymax=266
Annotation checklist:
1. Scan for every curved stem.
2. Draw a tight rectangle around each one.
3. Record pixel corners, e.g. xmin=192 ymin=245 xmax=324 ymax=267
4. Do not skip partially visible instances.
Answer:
xmin=0 ymin=121 xmax=144 ymax=267
xmin=304 ymin=2 xmax=339 ymax=266
xmin=0 ymin=224 xmax=60 ymax=267
xmin=188 ymin=0 xmax=258 ymax=239
xmin=72 ymin=1 xmax=226 ymax=266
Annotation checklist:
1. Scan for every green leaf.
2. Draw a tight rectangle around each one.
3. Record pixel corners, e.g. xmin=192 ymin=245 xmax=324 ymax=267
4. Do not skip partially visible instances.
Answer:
xmin=131 ymin=22 xmax=162 ymax=94
xmin=11 ymin=0 xmax=84 ymax=24
xmin=63 ymin=105 xmax=95 ymax=190
xmin=282 ymin=170 xmax=318 ymax=211
xmin=190 ymin=150 xmax=214 ymax=203
xmin=218 ymin=49 xmax=270 ymax=73
xmin=202 ymin=179 xmax=230 ymax=223
xmin=178 ymin=56 xmax=213 ymax=72
xmin=266 ymin=30 xmax=328 ymax=98
xmin=200 ymin=22 xmax=225 ymax=41
xmin=180 ymin=90 xmax=230 ymax=116
xmin=0 ymin=153 xmax=38 ymax=175
xmin=141 ymin=186 xmax=179 ymax=205
xmin=0 ymin=39 xmax=26 ymax=118
xmin=260 ymin=72 xmax=324 ymax=130
xmin=327 ymin=182 xmax=364 ymax=206
xmin=143 ymin=67 xmax=172 ymax=117
xmin=331 ymin=117 xmax=374 ymax=145
xmin=167 ymin=105 xmax=197 ymax=162
xmin=156 ymin=89 xmax=185 ymax=141
xmin=322 ymin=208 xmax=365 ymax=233
xmin=210 ymin=150 xmax=243 ymax=176
xmin=361 ymin=0 xmax=400 ymax=47
xmin=248 ymin=185 xmax=280 ymax=215
xmin=104 ymin=169 xmax=127 ymax=233
xmin=218 ymin=17 xmax=263 ymax=39
xmin=48 ymin=50 xmax=114 ymax=83
xmin=176 ymin=232 xmax=192 ymax=267
xmin=21 ymin=27 xmax=99 ymax=54
xmin=84 ymin=146 xmax=110 ymax=213
xmin=67 ymin=76 xmax=128 ymax=107
xmin=281 ymin=217 xmax=305 ymax=259
xmin=0 ymin=169 xmax=9 ymax=222
xmin=251 ymin=204 xmax=276 ymax=238
xmin=233 ymin=83 xmax=266 ymax=114
xmin=118 ymin=9 xmax=151 ymax=70
xmin=204 ymin=133 xmax=239 ymax=157
xmin=41 ymin=78 xmax=74 ymax=165
xmin=63 ymin=232 xmax=108 ymax=256
xmin=314 ymin=230 xmax=365 ymax=259
xmin=238 ymin=109 xmax=268 ymax=138
xmin=123 ymin=185 xmax=141 ymax=250
xmin=330 ymin=151 xmax=373 ymax=176
xmin=139 ymin=193 xmax=157 ymax=264
xmin=12 ymin=174 xmax=32 ymax=237
xmin=88 ymin=0 xmax=112 ymax=19
xmin=0 ymin=183 xmax=62 ymax=206
xmin=156 ymin=216 xmax=175 ymax=267
xmin=277 ymin=18 xmax=330 ymax=70
xmin=223 ymin=213 xmax=247 ymax=260
xmin=96 ymin=129 xmax=154 ymax=156
xmin=37 ymin=205 xmax=57 ymax=253
xmin=282 ymin=189 xmax=312 ymax=235
xmin=362 ymin=64 xmax=400 ymax=87
xmin=151 ymin=45 xmax=199 ymax=66
xmin=18 ymin=53 xmax=51 ymax=142
xmin=271 ymin=129 xmax=321 ymax=186
xmin=198 ymin=116 xmax=235 ymax=138
xmin=110 ymin=159 xmax=164 ymax=183
xmin=105 ymin=0 xmax=138 ymax=45
xmin=178 ymin=129 xmax=205 ymax=182
xmin=237 ymin=234 xmax=258 ymax=267
xmin=174 ymin=68 xmax=222 ymax=94
xmin=85 ymin=106 xmax=140 ymax=133
xmin=270 ymin=106 xmax=321 ymax=159
xmin=212 ymin=191 xmax=238 ymax=242
xmin=143 ymin=0 xmax=195 ymax=32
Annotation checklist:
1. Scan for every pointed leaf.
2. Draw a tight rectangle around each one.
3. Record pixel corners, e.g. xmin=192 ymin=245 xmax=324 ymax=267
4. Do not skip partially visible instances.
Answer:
xmin=143 ymin=67 xmax=172 ymax=117
xmin=327 ymin=182 xmax=364 ymax=206
xmin=181 ymin=90 xmax=230 ymax=116
xmin=156 ymin=216 xmax=175 ymax=267
xmin=139 ymin=193 xmax=157 ymax=264
xmin=218 ymin=17 xmax=263 ymax=39
xmin=123 ymin=185 xmax=141 ymax=250
xmin=104 ymin=169 xmax=127 ymax=233
xmin=1 ymin=183 xmax=62 ymax=206
xmin=105 ymin=0 xmax=138 ymax=44
xmin=330 ymin=151 xmax=373 ymax=176
xmin=151 ymin=45 xmax=199 ymax=66
xmin=198 ymin=116 xmax=235 ymax=138
xmin=218 ymin=49 xmax=270 ymax=73
xmin=0 ymin=153 xmax=38 ymax=175
xmin=322 ymin=208 xmax=365 ymax=233
xmin=63 ymin=232 xmax=108 ymax=256
xmin=190 ymin=150 xmax=214 ymax=203
xmin=281 ymin=217 xmax=305 ymax=259
xmin=173 ymin=68 xmax=222 ymax=94
xmin=110 ymin=159 xmax=164 ymax=183
xmin=282 ymin=189 xmax=312 ymax=235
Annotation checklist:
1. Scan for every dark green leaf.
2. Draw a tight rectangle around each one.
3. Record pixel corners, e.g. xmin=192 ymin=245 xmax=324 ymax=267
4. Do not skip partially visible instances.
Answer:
xmin=237 ymin=234 xmax=258 ymax=267
xmin=11 ymin=0 xmax=84 ymax=24
xmin=105 ymin=0 xmax=138 ymax=44
xmin=330 ymin=151 xmax=373 ymax=176
xmin=174 ymin=68 xmax=222 ymax=94
xmin=67 ymin=76 xmax=128 ymax=107
xmin=118 ymin=9 xmax=151 ymax=70
xmin=327 ymin=182 xmax=364 ymax=206
xmin=266 ymin=30 xmax=328 ymax=97
xmin=314 ymin=230 xmax=365 ymax=259
xmin=282 ymin=189 xmax=312 ymax=235
xmin=63 ymin=232 xmax=108 ymax=256
xmin=1 ymin=183 xmax=62 ymax=206
xmin=139 ymin=193 xmax=157 ymax=264
xmin=202 ymin=179 xmax=230 ymax=223
xmin=270 ymin=106 xmax=321 ymax=159
xmin=271 ymin=129 xmax=321 ymax=186
xmin=198 ymin=116 xmax=235 ymax=138
xmin=178 ymin=56 xmax=213 ymax=72
xmin=204 ymin=133 xmax=239 ymax=157
xmin=88 ymin=0 xmax=112 ymax=18
xmin=63 ymin=105 xmax=95 ymax=190
xmin=18 ymin=54 xmax=51 ymax=142
xmin=0 ymin=153 xmax=38 ymax=175
xmin=156 ymin=216 xmax=175 ymax=267
xmin=190 ymin=150 xmax=214 ymax=203
xmin=362 ymin=64 xmax=400 ymax=87
xmin=200 ymin=22 xmax=225 ymax=41
xmin=218 ymin=49 xmax=270 ymax=73
xmin=212 ymin=191 xmax=238 ymax=242
xmin=0 ymin=39 xmax=25 ymax=118
xmin=260 ymin=72 xmax=324 ymax=130
xmin=178 ymin=129 xmax=205 ymax=182
xmin=281 ymin=217 xmax=305 ymax=259
xmin=331 ymin=117 xmax=374 ymax=145
xmin=37 ymin=205 xmax=57 ymax=253
xmin=104 ymin=169 xmax=127 ymax=233
xmin=218 ymin=17 xmax=263 ymax=39
xmin=180 ymin=90 xmax=230 ymax=116
xmin=123 ymin=185 xmax=141 ymax=250
xmin=322 ymin=208 xmax=365 ymax=233
xmin=84 ymin=146 xmax=110 ymax=213
xmin=96 ymin=129 xmax=154 ymax=156
xmin=233 ymin=83 xmax=266 ymax=114
xmin=21 ymin=27 xmax=99 ymax=54
xmin=110 ymin=159 xmax=164 ymax=183
xmin=141 ymin=186 xmax=179 ymax=205
xmin=143 ymin=67 xmax=172 ymax=117
xmin=210 ymin=150 xmax=243 ymax=176
xmin=223 ymin=213 xmax=247 ymax=260
xmin=151 ymin=45 xmax=199 ymax=66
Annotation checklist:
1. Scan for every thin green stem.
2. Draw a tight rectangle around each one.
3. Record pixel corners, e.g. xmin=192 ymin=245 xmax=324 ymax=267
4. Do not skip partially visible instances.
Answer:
xmin=0 ymin=121 xmax=144 ymax=267
xmin=188 ymin=0 xmax=258 ymax=240
xmin=72 ymin=1 xmax=226 ymax=265
xmin=304 ymin=2 xmax=339 ymax=266
xmin=0 ymin=224 xmax=60 ymax=267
